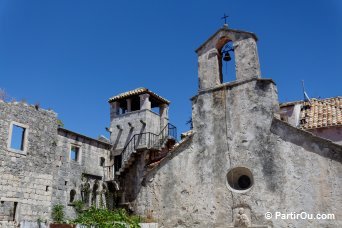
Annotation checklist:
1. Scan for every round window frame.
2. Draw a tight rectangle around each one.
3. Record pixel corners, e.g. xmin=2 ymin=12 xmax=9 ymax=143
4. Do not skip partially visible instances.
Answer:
xmin=226 ymin=167 xmax=254 ymax=193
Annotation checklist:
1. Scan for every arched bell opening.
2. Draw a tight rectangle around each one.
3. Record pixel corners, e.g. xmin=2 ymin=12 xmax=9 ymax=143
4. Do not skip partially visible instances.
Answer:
xmin=216 ymin=37 xmax=236 ymax=83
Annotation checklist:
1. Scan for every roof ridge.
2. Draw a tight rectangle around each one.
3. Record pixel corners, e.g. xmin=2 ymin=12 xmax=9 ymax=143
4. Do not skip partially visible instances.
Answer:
xmin=108 ymin=87 xmax=170 ymax=104
xmin=280 ymin=96 xmax=341 ymax=107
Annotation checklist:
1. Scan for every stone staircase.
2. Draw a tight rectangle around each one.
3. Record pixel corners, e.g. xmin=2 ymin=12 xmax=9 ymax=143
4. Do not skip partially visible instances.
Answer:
xmin=105 ymin=123 xmax=177 ymax=179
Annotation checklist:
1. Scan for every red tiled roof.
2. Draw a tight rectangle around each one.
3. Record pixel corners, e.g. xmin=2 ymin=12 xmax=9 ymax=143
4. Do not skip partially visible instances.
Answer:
xmin=299 ymin=97 xmax=342 ymax=129
xmin=108 ymin=87 xmax=170 ymax=104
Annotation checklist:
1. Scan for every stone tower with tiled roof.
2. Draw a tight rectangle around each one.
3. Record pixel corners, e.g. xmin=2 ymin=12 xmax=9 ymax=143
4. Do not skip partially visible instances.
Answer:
xmin=108 ymin=87 xmax=171 ymax=154
xmin=105 ymin=87 xmax=177 ymax=205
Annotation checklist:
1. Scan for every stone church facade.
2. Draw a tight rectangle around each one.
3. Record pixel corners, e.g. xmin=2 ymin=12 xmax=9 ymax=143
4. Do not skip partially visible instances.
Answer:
xmin=0 ymin=24 xmax=341 ymax=227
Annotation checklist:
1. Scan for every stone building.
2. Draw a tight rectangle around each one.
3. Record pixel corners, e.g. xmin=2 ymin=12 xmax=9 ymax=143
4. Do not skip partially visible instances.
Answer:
xmin=0 ymin=24 xmax=341 ymax=227
xmin=0 ymin=101 xmax=112 ymax=227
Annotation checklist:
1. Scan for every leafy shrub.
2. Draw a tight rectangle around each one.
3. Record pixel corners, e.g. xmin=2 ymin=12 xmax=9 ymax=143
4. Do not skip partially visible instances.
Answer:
xmin=52 ymin=204 xmax=65 ymax=223
xmin=72 ymin=200 xmax=85 ymax=214
xmin=72 ymin=207 xmax=140 ymax=228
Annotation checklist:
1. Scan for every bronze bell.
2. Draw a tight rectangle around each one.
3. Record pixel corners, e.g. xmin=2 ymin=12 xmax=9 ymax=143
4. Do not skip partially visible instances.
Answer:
xmin=223 ymin=52 xmax=231 ymax=61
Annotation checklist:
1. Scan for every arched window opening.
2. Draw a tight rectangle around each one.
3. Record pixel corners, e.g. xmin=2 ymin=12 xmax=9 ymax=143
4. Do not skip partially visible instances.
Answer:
xmin=218 ymin=40 xmax=236 ymax=83
xmin=92 ymin=182 xmax=99 ymax=207
xmin=70 ymin=189 xmax=76 ymax=203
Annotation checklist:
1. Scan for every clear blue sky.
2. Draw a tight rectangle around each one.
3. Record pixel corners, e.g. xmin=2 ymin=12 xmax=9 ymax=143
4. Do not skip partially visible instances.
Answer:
xmin=1 ymin=0 xmax=341 ymax=139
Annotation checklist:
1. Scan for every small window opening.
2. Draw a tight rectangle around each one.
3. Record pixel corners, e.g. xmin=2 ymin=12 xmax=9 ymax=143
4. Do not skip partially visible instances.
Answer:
xmin=10 ymin=125 xmax=26 ymax=151
xmin=70 ymin=145 xmax=80 ymax=161
xmin=130 ymin=96 xmax=140 ymax=111
xmin=119 ymin=107 xmax=126 ymax=115
xmin=100 ymin=157 xmax=105 ymax=167
xmin=70 ymin=189 xmax=76 ymax=203
xmin=65 ymin=181 xmax=68 ymax=186
xmin=46 ymin=186 xmax=49 ymax=191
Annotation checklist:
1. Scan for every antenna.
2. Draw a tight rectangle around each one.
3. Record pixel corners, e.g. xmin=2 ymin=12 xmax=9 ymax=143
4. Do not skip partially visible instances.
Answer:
xmin=301 ymin=80 xmax=311 ymax=104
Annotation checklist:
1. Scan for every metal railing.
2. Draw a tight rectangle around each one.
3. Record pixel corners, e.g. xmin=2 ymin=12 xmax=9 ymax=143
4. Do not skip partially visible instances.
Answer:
xmin=150 ymin=123 xmax=177 ymax=149
xmin=114 ymin=123 xmax=177 ymax=174
xmin=102 ymin=124 xmax=177 ymax=178
xmin=121 ymin=132 xmax=157 ymax=164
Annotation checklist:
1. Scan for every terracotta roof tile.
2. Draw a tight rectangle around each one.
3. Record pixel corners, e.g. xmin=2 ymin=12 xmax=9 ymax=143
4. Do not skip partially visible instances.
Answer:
xmin=299 ymin=97 xmax=342 ymax=129
xmin=108 ymin=87 xmax=170 ymax=104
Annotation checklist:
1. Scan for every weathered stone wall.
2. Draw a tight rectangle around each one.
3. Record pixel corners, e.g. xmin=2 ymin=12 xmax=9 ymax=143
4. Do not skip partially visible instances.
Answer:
xmin=0 ymin=100 xmax=112 ymax=224
xmin=269 ymin=118 xmax=342 ymax=227
xmin=53 ymin=129 xmax=111 ymax=219
xmin=0 ymin=101 xmax=58 ymax=224
xmin=132 ymin=78 xmax=342 ymax=227
xmin=121 ymin=150 xmax=149 ymax=204
xmin=128 ymin=26 xmax=342 ymax=227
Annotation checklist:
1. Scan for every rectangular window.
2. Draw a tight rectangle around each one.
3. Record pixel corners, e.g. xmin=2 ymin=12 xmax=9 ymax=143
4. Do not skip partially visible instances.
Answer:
xmin=70 ymin=145 xmax=80 ymax=161
xmin=10 ymin=125 xmax=26 ymax=151
xmin=100 ymin=157 xmax=105 ymax=167
xmin=8 ymin=122 xmax=28 ymax=154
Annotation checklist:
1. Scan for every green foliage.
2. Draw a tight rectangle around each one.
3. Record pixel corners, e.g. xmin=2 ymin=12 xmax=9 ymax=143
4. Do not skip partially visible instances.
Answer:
xmin=72 ymin=207 xmax=141 ymax=228
xmin=73 ymin=200 xmax=85 ymax=214
xmin=52 ymin=204 xmax=65 ymax=223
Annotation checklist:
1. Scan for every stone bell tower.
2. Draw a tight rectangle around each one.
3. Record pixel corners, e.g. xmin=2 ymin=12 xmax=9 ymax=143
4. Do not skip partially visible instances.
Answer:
xmin=196 ymin=24 xmax=261 ymax=90
xmin=127 ymin=24 xmax=340 ymax=228
xmin=188 ymin=24 xmax=279 ymax=227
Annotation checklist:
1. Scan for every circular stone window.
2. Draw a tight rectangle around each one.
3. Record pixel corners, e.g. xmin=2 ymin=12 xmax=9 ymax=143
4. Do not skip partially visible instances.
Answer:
xmin=227 ymin=167 xmax=253 ymax=192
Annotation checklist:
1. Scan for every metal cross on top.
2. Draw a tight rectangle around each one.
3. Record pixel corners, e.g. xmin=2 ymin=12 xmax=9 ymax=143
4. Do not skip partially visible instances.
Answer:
xmin=221 ymin=13 xmax=229 ymax=24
